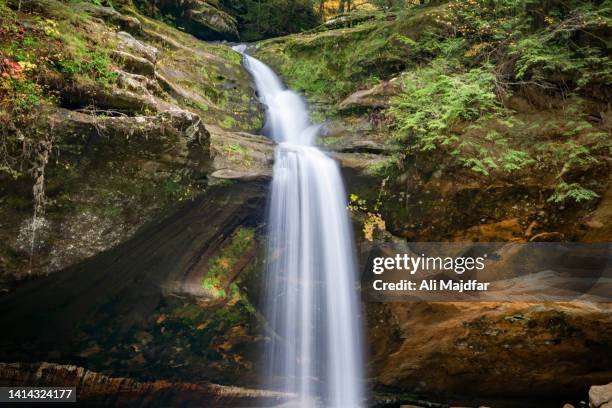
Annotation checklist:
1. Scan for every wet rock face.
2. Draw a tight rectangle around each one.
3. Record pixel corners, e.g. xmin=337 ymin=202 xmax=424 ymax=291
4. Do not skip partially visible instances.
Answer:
xmin=366 ymin=302 xmax=612 ymax=401
xmin=378 ymin=154 xmax=608 ymax=242
xmin=0 ymin=106 xmax=211 ymax=278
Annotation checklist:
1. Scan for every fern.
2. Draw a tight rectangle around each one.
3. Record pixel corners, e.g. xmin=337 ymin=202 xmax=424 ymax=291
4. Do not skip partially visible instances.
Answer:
xmin=390 ymin=60 xmax=499 ymax=151
xmin=548 ymin=182 xmax=599 ymax=204
xmin=500 ymin=149 xmax=534 ymax=172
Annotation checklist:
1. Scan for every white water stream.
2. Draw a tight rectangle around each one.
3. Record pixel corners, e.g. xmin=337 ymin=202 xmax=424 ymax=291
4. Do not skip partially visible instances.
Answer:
xmin=234 ymin=45 xmax=364 ymax=408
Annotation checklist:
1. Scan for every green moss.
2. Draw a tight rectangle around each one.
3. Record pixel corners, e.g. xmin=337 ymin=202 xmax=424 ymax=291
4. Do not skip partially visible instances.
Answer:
xmin=210 ymin=45 xmax=243 ymax=66
xmin=366 ymin=156 xmax=399 ymax=177
xmin=316 ymin=136 xmax=339 ymax=146
xmin=134 ymin=13 xmax=262 ymax=132
xmin=220 ymin=115 xmax=239 ymax=129
xmin=255 ymin=6 xmax=447 ymax=104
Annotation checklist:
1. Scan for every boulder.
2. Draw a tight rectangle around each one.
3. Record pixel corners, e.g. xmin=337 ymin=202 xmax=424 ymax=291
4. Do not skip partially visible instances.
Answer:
xmin=333 ymin=151 xmax=389 ymax=173
xmin=52 ymin=68 xmax=173 ymax=113
xmin=317 ymin=116 xmax=391 ymax=156
xmin=590 ymin=383 xmax=612 ymax=407
xmin=49 ymin=108 xmax=209 ymax=161
xmin=0 ymin=0 xmax=263 ymax=282
xmin=116 ymin=70 xmax=165 ymax=99
xmin=144 ymin=0 xmax=239 ymax=41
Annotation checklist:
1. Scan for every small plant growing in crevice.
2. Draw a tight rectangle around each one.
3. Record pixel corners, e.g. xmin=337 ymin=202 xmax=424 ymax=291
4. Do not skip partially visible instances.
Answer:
xmin=548 ymin=182 xmax=599 ymax=204
xmin=201 ymin=228 xmax=255 ymax=299
xmin=348 ymin=192 xmax=386 ymax=242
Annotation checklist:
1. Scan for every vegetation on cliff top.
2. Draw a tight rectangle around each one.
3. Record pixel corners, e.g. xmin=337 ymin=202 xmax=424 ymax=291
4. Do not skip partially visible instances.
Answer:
xmin=256 ymin=0 xmax=610 ymax=240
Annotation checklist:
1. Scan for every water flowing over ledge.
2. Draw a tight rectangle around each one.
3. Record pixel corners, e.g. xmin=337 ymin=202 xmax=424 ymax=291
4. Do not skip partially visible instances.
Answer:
xmin=234 ymin=45 xmax=365 ymax=408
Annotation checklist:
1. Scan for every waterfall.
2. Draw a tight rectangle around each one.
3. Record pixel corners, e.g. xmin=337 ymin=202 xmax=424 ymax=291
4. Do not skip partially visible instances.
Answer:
xmin=234 ymin=45 xmax=365 ymax=407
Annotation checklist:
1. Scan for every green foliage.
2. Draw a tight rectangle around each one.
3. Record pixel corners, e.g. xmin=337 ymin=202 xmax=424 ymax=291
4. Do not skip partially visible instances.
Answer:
xmin=533 ymin=139 xmax=598 ymax=175
xmin=397 ymin=33 xmax=464 ymax=60
xmin=223 ymin=141 xmax=252 ymax=166
xmin=57 ymin=51 xmax=118 ymax=86
xmin=513 ymin=37 xmax=578 ymax=80
xmin=365 ymin=156 xmax=398 ymax=177
xmin=499 ymin=149 xmax=534 ymax=172
xmin=201 ymin=228 xmax=255 ymax=299
xmin=162 ymin=169 xmax=197 ymax=203
xmin=548 ymin=182 xmax=599 ymax=204
xmin=443 ymin=0 xmax=612 ymax=89
xmin=460 ymin=157 xmax=495 ymax=176
xmin=227 ymin=142 xmax=245 ymax=154
xmin=390 ymin=60 xmax=499 ymax=151
xmin=511 ymin=35 xmax=612 ymax=88
xmin=373 ymin=0 xmax=610 ymax=186
xmin=7 ymin=78 xmax=42 ymax=113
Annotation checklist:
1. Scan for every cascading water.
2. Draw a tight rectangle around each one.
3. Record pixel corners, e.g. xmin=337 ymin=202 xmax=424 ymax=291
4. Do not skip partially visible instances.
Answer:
xmin=234 ymin=45 xmax=364 ymax=408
